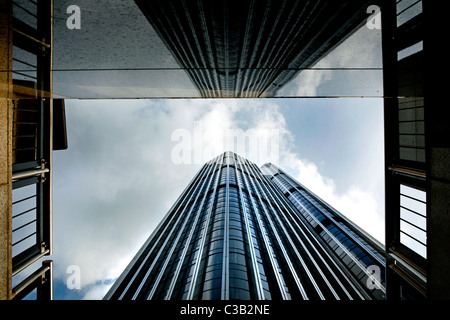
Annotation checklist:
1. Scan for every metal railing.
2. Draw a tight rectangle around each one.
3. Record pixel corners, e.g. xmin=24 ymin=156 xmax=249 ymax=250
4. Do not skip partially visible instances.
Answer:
xmin=12 ymin=161 xmax=50 ymax=276
xmin=12 ymin=260 xmax=53 ymax=300
xmin=9 ymin=0 xmax=53 ymax=300
xmin=382 ymin=0 xmax=427 ymax=299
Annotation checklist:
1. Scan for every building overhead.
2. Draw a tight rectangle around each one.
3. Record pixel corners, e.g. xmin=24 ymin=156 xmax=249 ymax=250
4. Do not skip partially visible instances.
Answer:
xmin=135 ymin=0 xmax=381 ymax=97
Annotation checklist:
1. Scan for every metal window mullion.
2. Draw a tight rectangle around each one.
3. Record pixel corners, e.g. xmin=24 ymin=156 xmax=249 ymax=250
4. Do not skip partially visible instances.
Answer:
xmin=13 ymin=2 xmax=38 ymax=18
xmin=400 ymin=230 xmax=427 ymax=248
xmin=260 ymin=1 xmax=302 ymax=78
xmin=12 ymin=218 xmax=36 ymax=233
xmin=270 ymin=172 xmax=298 ymax=193
xmin=36 ymin=100 xmax=46 ymax=249
xmin=12 ymin=206 xmax=36 ymax=219
xmin=237 ymin=158 xmax=289 ymax=300
xmin=182 ymin=2 xmax=215 ymax=96
xmin=400 ymin=217 xmax=427 ymax=233
xmin=12 ymin=70 xmax=37 ymax=79
xmin=235 ymin=2 xmax=255 ymax=97
xmin=263 ymin=170 xmax=369 ymax=299
xmin=167 ymin=2 xmax=206 ymax=82
xmin=164 ymin=157 xmax=222 ymax=299
xmin=143 ymin=160 xmax=218 ymax=300
xmin=234 ymin=154 xmax=265 ymax=300
xmin=197 ymin=0 xmax=221 ymax=95
xmin=400 ymin=205 xmax=426 ymax=219
xmin=13 ymin=57 xmax=38 ymax=69
xmin=272 ymin=181 xmax=363 ymax=300
xmin=246 ymin=3 xmax=272 ymax=95
xmin=36 ymin=176 xmax=44 ymax=245
xmin=12 ymin=231 xmax=36 ymax=247
xmin=274 ymin=168 xmax=386 ymax=267
xmin=282 ymin=185 xmax=385 ymax=293
xmin=253 ymin=2 xmax=291 ymax=94
xmin=144 ymin=4 xmax=205 ymax=96
xmin=396 ymin=0 xmax=422 ymax=16
xmin=266 ymin=168 xmax=377 ymax=266
xmin=247 ymin=163 xmax=312 ymax=299
xmin=185 ymin=155 xmax=224 ymax=300
xmin=221 ymin=153 xmax=230 ymax=299
xmin=255 ymin=166 xmax=339 ymax=299
xmin=400 ymin=192 xmax=426 ymax=205
xmin=268 ymin=171 xmax=359 ymax=300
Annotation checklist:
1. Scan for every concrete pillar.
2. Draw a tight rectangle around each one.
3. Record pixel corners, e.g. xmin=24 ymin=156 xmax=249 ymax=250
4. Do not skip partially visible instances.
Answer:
xmin=0 ymin=0 xmax=13 ymax=300
xmin=425 ymin=0 xmax=450 ymax=299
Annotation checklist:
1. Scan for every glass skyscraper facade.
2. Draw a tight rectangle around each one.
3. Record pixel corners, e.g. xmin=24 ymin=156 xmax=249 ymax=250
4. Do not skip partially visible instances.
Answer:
xmin=105 ymin=152 xmax=386 ymax=300
xmin=261 ymin=163 xmax=386 ymax=300
xmin=135 ymin=0 xmax=380 ymax=98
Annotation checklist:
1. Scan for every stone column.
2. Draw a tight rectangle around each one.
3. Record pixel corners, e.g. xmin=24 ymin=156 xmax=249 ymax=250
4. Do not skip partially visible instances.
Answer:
xmin=0 ymin=0 xmax=13 ymax=300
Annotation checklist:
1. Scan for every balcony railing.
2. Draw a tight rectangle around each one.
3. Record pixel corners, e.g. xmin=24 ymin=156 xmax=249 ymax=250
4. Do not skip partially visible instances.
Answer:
xmin=12 ymin=260 xmax=52 ymax=300
xmin=383 ymin=0 xmax=426 ymax=300
xmin=10 ymin=0 xmax=53 ymax=300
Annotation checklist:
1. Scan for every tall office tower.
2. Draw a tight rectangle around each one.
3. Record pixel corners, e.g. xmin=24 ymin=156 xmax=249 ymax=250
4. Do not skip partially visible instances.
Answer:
xmin=260 ymin=163 xmax=386 ymax=300
xmin=134 ymin=0 xmax=380 ymax=98
xmin=105 ymin=152 xmax=386 ymax=300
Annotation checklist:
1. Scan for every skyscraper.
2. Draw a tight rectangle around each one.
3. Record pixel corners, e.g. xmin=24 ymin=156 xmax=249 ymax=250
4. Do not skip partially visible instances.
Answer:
xmin=261 ymin=163 xmax=386 ymax=300
xmin=104 ymin=152 xmax=386 ymax=300
xmin=134 ymin=0 xmax=381 ymax=98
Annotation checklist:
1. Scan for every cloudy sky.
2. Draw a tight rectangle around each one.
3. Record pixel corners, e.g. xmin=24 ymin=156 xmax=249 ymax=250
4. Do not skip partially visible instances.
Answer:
xmin=50 ymin=97 xmax=384 ymax=300
xmin=33 ymin=10 xmax=385 ymax=300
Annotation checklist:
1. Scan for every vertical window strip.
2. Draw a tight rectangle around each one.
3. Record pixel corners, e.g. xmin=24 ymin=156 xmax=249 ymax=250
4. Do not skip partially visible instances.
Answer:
xmin=280 ymin=184 xmax=385 ymax=295
xmin=150 ymin=161 xmax=220 ymax=299
xmin=186 ymin=154 xmax=225 ymax=299
xmin=256 ymin=167 xmax=344 ymax=299
xmin=247 ymin=163 xmax=319 ymax=299
xmin=234 ymin=154 xmax=265 ymax=299
xmin=265 ymin=170 xmax=376 ymax=299
xmin=236 ymin=157 xmax=289 ymax=299
xmin=273 ymin=168 xmax=386 ymax=267
xmin=164 ymin=157 xmax=223 ymax=299
xmin=221 ymin=152 xmax=231 ymax=299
